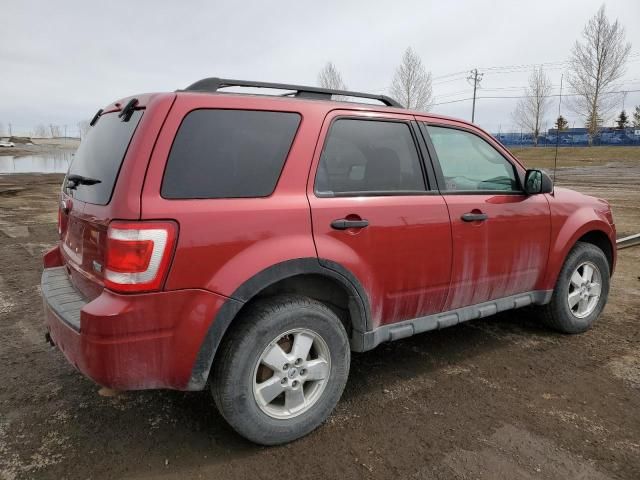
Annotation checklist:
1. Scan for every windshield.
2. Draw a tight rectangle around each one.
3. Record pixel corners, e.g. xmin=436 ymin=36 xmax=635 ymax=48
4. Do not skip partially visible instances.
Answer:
xmin=65 ymin=110 xmax=143 ymax=205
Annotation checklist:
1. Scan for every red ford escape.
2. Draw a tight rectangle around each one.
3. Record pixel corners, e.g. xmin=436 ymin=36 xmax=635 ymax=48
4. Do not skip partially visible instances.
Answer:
xmin=42 ymin=78 xmax=616 ymax=445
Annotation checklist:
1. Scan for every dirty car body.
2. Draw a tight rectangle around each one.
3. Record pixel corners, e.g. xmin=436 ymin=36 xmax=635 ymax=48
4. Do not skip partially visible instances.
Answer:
xmin=41 ymin=78 xmax=616 ymax=444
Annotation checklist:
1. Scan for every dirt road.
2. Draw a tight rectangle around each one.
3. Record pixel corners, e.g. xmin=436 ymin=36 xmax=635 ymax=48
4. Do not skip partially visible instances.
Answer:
xmin=1 ymin=163 xmax=639 ymax=479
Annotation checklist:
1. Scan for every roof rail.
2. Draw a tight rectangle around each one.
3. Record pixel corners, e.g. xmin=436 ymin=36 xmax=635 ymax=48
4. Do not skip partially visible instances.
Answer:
xmin=181 ymin=77 xmax=402 ymax=108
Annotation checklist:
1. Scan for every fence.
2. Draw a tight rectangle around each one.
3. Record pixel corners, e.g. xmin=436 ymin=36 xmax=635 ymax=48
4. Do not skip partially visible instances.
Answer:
xmin=494 ymin=127 xmax=640 ymax=146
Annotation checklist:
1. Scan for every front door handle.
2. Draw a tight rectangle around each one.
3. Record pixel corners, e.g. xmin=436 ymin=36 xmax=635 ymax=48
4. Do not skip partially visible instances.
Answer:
xmin=461 ymin=212 xmax=488 ymax=222
xmin=331 ymin=218 xmax=369 ymax=230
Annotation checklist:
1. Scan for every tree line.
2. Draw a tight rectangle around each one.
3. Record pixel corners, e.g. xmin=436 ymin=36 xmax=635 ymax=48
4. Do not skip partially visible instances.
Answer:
xmin=0 ymin=121 xmax=90 ymax=139
xmin=318 ymin=5 xmax=637 ymax=146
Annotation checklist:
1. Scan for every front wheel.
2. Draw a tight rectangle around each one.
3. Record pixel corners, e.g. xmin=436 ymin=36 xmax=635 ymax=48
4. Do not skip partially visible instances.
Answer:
xmin=540 ymin=242 xmax=610 ymax=334
xmin=211 ymin=295 xmax=350 ymax=445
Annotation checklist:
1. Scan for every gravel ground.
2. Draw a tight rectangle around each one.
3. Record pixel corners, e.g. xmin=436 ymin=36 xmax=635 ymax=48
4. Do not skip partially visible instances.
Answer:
xmin=0 ymin=163 xmax=638 ymax=480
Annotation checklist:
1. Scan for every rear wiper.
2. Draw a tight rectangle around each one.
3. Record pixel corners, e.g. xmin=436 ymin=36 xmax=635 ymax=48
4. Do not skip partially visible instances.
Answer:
xmin=118 ymin=98 xmax=139 ymax=122
xmin=66 ymin=174 xmax=102 ymax=190
xmin=89 ymin=108 xmax=103 ymax=127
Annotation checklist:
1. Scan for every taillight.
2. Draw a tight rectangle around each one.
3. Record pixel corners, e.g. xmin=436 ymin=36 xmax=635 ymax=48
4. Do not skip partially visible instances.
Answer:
xmin=104 ymin=221 xmax=177 ymax=293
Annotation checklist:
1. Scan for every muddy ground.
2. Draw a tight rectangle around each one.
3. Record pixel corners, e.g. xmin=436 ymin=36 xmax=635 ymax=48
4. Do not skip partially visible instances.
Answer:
xmin=0 ymin=161 xmax=639 ymax=479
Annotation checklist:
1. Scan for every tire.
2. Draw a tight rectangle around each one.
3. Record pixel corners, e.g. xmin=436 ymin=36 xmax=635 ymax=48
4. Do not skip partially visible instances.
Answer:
xmin=540 ymin=241 xmax=610 ymax=334
xmin=211 ymin=294 xmax=350 ymax=445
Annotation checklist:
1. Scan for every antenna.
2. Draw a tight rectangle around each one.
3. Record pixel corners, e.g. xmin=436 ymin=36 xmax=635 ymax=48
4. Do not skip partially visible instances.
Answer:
xmin=553 ymin=73 xmax=564 ymax=193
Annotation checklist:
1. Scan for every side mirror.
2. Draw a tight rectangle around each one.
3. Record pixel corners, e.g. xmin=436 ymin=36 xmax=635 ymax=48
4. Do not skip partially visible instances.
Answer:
xmin=524 ymin=169 xmax=553 ymax=195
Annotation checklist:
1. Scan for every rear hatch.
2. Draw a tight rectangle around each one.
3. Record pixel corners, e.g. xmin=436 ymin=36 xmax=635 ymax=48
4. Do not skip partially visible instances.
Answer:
xmin=58 ymin=94 xmax=173 ymax=300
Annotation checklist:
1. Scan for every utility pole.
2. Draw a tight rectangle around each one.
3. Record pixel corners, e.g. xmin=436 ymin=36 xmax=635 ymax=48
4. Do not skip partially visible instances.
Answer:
xmin=8 ymin=123 xmax=12 ymax=136
xmin=467 ymin=68 xmax=483 ymax=123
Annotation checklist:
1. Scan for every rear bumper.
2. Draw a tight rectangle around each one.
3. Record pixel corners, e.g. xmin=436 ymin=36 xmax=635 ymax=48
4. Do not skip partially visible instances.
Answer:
xmin=41 ymin=266 xmax=227 ymax=390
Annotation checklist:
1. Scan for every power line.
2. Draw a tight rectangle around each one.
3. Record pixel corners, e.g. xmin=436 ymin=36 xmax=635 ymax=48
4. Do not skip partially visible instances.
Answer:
xmin=431 ymin=88 xmax=640 ymax=107
xmin=480 ymin=59 xmax=569 ymax=71
xmin=432 ymin=70 xmax=469 ymax=81
xmin=430 ymin=52 xmax=640 ymax=86
xmin=431 ymin=64 xmax=567 ymax=86
xmin=432 ymin=74 xmax=470 ymax=86
xmin=434 ymin=79 xmax=640 ymax=101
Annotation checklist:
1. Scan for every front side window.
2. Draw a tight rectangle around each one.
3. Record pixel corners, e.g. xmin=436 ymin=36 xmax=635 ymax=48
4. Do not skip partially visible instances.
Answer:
xmin=315 ymin=119 xmax=426 ymax=196
xmin=162 ymin=110 xmax=300 ymax=199
xmin=427 ymin=126 xmax=520 ymax=192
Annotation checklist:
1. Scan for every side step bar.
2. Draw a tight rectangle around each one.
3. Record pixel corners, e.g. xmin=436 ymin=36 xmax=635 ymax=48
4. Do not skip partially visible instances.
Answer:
xmin=351 ymin=290 xmax=553 ymax=352
xmin=617 ymin=233 xmax=640 ymax=250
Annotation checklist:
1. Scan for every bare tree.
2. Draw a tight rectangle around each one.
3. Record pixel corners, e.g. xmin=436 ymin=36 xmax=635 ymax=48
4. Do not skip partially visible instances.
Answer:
xmin=389 ymin=47 xmax=433 ymax=111
xmin=34 ymin=124 xmax=47 ymax=138
xmin=317 ymin=62 xmax=347 ymax=91
xmin=0 ymin=122 xmax=5 ymax=137
xmin=77 ymin=120 xmax=90 ymax=140
xmin=512 ymin=67 xmax=552 ymax=146
xmin=568 ymin=5 xmax=631 ymax=144
xmin=49 ymin=124 xmax=61 ymax=138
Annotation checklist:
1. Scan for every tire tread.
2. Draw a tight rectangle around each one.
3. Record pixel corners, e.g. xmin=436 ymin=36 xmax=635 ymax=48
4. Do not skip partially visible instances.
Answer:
xmin=539 ymin=241 xmax=610 ymax=334
xmin=211 ymin=294 xmax=349 ymax=445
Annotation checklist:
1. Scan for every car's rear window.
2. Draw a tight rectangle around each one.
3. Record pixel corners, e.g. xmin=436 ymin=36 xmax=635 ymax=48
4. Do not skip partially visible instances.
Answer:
xmin=65 ymin=110 xmax=143 ymax=205
xmin=161 ymin=109 xmax=301 ymax=199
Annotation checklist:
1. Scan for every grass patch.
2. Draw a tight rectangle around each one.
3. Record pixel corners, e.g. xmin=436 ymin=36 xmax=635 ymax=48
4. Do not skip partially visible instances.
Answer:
xmin=509 ymin=146 xmax=640 ymax=169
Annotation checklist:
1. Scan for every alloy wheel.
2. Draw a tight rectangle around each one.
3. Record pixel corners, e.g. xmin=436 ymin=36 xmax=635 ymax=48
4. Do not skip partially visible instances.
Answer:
xmin=252 ymin=328 xmax=331 ymax=419
xmin=567 ymin=261 xmax=602 ymax=318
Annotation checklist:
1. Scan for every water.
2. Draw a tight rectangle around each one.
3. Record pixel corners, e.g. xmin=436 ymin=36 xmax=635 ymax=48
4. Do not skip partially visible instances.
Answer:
xmin=0 ymin=151 xmax=73 ymax=174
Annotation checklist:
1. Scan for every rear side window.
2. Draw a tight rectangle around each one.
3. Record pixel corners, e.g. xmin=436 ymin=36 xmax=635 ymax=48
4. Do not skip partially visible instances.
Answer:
xmin=315 ymin=119 xmax=426 ymax=196
xmin=65 ymin=110 xmax=143 ymax=205
xmin=162 ymin=110 xmax=300 ymax=199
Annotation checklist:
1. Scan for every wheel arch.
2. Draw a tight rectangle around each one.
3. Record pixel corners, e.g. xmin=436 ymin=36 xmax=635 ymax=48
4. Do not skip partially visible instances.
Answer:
xmin=576 ymin=230 xmax=614 ymax=274
xmin=543 ymin=220 xmax=616 ymax=290
xmin=187 ymin=258 xmax=369 ymax=390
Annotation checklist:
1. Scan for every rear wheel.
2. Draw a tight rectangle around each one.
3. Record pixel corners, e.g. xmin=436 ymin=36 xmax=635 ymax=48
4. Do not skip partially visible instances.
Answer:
xmin=212 ymin=295 xmax=350 ymax=445
xmin=540 ymin=242 xmax=610 ymax=333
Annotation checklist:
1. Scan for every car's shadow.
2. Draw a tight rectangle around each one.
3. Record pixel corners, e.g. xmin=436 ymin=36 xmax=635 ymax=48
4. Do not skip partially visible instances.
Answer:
xmin=59 ymin=307 xmax=563 ymax=477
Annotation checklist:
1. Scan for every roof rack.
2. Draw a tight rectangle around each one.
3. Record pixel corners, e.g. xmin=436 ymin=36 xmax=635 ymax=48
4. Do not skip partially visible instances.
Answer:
xmin=181 ymin=77 xmax=402 ymax=108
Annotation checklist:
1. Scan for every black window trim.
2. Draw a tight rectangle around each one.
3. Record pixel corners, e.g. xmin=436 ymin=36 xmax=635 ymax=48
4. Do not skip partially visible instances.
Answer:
xmin=160 ymin=107 xmax=302 ymax=201
xmin=410 ymin=120 xmax=440 ymax=189
xmin=417 ymin=122 xmax=526 ymax=196
xmin=313 ymin=115 xmax=438 ymax=198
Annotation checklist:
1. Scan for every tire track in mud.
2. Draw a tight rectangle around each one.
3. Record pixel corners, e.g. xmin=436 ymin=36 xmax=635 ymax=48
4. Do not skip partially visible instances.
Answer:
xmin=0 ymin=170 xmax=639 ymax=479
xmin=0 ymin=179 xmax=72 ymax=480
xmin=0 ymin=227 xmax=52 ymax=348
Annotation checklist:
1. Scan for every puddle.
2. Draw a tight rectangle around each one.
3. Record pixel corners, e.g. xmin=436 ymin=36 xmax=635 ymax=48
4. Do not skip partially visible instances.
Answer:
xmin=0 ymin=152 xmax=73 ymax=174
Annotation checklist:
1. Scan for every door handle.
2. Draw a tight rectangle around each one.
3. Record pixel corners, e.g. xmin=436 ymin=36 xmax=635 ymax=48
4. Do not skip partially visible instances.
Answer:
xmin=331 ymin=218 xmax=369 ymax=230
xmin=461 ymin=212 xmax=488 ymax=222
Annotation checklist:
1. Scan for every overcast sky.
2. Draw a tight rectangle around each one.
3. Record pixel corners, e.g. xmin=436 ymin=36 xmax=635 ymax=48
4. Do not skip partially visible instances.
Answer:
xmin=1 ymin=0 xmax=639 ymax=136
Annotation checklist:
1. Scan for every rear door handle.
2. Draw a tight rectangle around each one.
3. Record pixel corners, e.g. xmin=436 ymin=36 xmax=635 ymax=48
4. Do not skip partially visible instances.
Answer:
xmin=331 ymin=219 xmax=369 ymax=230
xmin=461 ymin=212 xmax=488 ymax=222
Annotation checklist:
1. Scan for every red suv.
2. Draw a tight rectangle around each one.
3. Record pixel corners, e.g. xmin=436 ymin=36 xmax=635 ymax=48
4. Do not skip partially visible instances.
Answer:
xmin=42 ymin=78 xmax=616 ymax=445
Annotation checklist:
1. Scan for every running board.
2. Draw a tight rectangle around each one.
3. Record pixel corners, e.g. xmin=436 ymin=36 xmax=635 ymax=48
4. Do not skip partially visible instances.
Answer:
xmin=351 ymin=290 xmax=553 ymax=352
xmin=617 ymin=233 xmax=640 ymax=250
